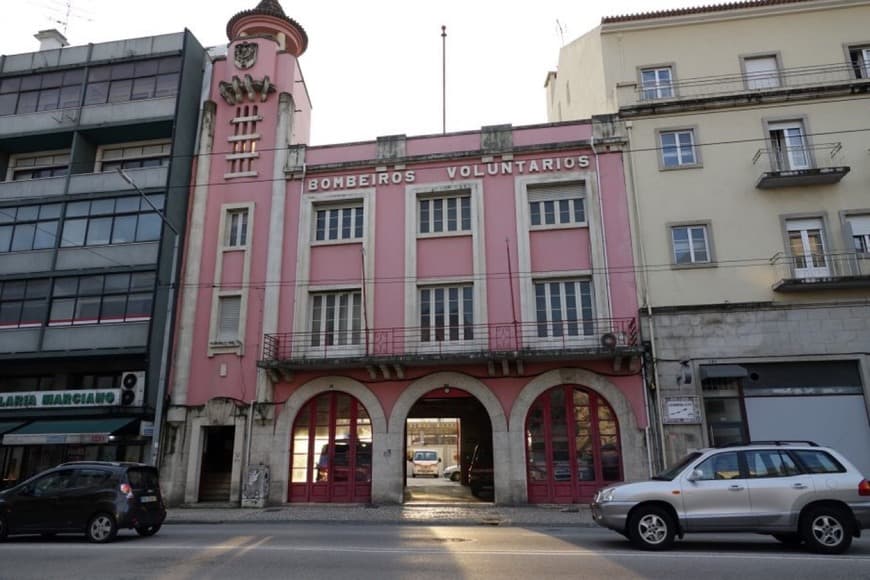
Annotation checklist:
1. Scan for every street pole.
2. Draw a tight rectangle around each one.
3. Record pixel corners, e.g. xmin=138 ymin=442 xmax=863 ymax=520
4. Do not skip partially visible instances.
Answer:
xmin=118 ymin=168 xmax=179 ymax=467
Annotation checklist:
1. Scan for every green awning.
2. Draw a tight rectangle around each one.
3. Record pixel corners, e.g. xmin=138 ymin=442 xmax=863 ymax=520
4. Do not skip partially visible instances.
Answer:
xmin=0 ymin=421 xmax=25 ymax=436
xmin=2 ymin=418 xmax=137 ymax=445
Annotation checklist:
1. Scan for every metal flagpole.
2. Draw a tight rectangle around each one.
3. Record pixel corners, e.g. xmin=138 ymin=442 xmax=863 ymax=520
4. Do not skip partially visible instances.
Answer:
xmin=442 ymin=25 xmax=447 ymax=134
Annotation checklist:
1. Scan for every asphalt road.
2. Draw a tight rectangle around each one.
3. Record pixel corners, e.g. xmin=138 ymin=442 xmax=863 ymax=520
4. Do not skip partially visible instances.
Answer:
xmin=1 ymin=522 xmax=868 ymax=580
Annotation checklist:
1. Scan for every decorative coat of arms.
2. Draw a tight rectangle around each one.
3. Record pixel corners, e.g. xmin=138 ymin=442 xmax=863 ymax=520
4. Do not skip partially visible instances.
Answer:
xmin=234 ymin=42 xmax=258 ymax=70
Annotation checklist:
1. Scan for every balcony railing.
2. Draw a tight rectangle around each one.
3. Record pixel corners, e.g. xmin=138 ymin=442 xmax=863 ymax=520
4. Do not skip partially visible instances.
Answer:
xmin=770 ymin=251 xmax=870 ymax=291
xmin=260 ymin=318 xmax=639 ymax=368
xmin=621 ymin=63 xmax=870 ymax=108
xmin=752 ymin=143 xmax=849 ymax=189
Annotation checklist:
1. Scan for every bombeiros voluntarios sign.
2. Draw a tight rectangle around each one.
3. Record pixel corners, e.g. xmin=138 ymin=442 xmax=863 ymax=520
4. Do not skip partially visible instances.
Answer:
xmin=306 ymin=155 xmax=592 ymax=192
xmin=0 ymin=389 xmax=120 ymax=409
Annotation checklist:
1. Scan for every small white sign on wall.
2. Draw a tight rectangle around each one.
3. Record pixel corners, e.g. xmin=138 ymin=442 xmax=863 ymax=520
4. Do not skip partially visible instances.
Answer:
xmin=662 ymin=396 xmax=702 ymax=424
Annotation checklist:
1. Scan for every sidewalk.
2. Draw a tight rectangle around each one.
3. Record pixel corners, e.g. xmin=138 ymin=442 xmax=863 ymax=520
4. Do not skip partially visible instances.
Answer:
xmin=166 ymin=503 xmax=596 ymax=527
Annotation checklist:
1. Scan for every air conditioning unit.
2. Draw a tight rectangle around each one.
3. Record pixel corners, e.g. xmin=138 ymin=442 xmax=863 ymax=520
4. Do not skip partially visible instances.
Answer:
xmin=120 ymin=371 xmax=146 ymax=407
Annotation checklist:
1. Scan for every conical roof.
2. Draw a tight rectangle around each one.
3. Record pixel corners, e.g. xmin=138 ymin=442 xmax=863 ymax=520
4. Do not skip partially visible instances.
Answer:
xmin=226 ymin=0 xmax=308 ymax=53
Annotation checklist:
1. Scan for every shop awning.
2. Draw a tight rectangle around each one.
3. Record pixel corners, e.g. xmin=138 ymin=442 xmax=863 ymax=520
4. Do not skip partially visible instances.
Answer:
xmin=0 ymin=421 xmax=25 ymax=436
xmin=699 ymin=364 xmax=749 ymax=381
xmin=2 ymin=418 xmax=137 ymax=446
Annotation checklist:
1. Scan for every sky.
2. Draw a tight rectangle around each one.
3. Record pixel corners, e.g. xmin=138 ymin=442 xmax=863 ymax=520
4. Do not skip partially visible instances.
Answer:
xmin=0 ymin=0 xmax=719 ymax=145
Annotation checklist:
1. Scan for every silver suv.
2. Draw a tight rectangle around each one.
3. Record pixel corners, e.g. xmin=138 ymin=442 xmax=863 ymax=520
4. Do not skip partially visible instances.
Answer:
xmin=591 ymin=441 xmax=870 ymax=554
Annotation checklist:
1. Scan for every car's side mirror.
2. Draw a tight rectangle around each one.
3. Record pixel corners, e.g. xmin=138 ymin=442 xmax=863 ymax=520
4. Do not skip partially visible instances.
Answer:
xmin=686 ymin=469 xmax=704 ymax=482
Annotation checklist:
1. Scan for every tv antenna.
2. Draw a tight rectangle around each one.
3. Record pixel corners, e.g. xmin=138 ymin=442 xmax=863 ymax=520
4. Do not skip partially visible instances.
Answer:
xmin=555 ymin=19 xmax=567 ymax=46
xmin=44 ymin=0 xmax=96 ymax=36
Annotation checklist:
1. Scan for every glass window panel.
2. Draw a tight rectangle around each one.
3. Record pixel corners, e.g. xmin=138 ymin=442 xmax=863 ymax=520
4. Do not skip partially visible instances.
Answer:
xmin=0 ymin=226 xmax=11 ymax=252
xmin=11 ymin=224 xmax=35 ymax=251
xmin=63 ymin=69 xmax=84 ymax=84
xmin=108 ymin=79 xmax=132 ymax=103
xmin=134 ymin=60 xmax=159 ymax=77
xmin=104 ymin=274 xmax=130 ymax=293
xmin=20 ymin=300 xmax=46 ymax=326
xmin=530 ymin=201 xmax=541 ymax=226
xmin=461 ymin=196 xmax=471 ymax=230
xmin=79 ymin=275 xmax=103 ymax=295
xmin=0 ymin=77 xmax=21 ymax=93
xmin=20 ymin=75 xmax=41 ymax=92
xmin=66 ymin=201 xmax=90 ymax=217
xmin=89 ymin=199 xmax=115 ymax=215
xmin=115 ymin=196 xmax=140 ymax=213
xmin=111 ymin=63 xmax=135 ymax=80
xmin=3 ymin=280 xmax=26 ymax=300
xmin=33 ymin=220 xmax=58 ymax=249
xmin=328 ymin=209 xmax=338 ymax=240
xmin=351 ymin=293 xmax=361 ymax=345
xmin=573 ymin=199 xmax=585 ymax=223
xmin=0 ymin=302 xmax=22 ymax=326
xmin=16 ymin=92 xmax=38 ymax=114
xmin=111 ymin=215 xmax=136 ymax=243
xmin=130 ymin=272 xmax=156 ymax=292
xmin=315 ymin=210 xmax=325 ymax=241
xmin=74 ymin=296 xmax=102 ymax=323
xmin=59 ymin=86 xmax=81 ymax=108
xmin=543 ymin=200 xmax=555 ymax=225
xmin=433 ymin=199 xmax=443 ymax=233
xmin=447 ymin=197 xmax=457 ymax=231
xmin=39 ymin=204 xmax=62 ymax=219
xmin=85 ymin=217 xmax=112 ymax=245
xmin=130 ymin=76 xmax=155 ymax=100
xmin=84 ymin=81 xmax=109 ymax=105
xmin=0 ymin=93 xmax=16 ymax=116
xmin=52 ymin=278 xmax=78 ymax=297
xmin=354 ymin=207 xmax=363 ymax=238
xmin=16 ymin=206 xmax=39 ymax=221
xmin=158 ymin=57 xmax=182 ymax=74
xmin=419 ymin=200 xmax=430 ymax=233
xmin=341 ymin=207 xmax=352 ymax=239
xmin=61 ymin=219 xmax=86 ymax=247
xmin=88 ymin=66 xmax=111 ymax=83
xmin=36 ymin=88 xmax=60 ymax=111
xmin=100 ymin=295 xmax=127 ymax=322
xmin=0 ymin=208 xmax=15 ymax=224
xmin=549 ymin=283 xmax=563 ymax=336
xmin=126 ymin=293 xmax=152 ymax=319
xmin=558 ymin=199 xmax=570 ymax=224
xmin=535 ymin=283 xmax=547 ymax=337
xmin=154 ymin=73 xmax=178 ymax=97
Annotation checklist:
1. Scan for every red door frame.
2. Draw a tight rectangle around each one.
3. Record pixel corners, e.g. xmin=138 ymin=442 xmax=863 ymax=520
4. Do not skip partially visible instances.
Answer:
xmin=526 ymin=385 xmax=622 ymax=503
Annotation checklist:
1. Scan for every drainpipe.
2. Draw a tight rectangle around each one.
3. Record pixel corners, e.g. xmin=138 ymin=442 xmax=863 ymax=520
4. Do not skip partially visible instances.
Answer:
xmin=624 ymin=122 xmax=667 ymax=471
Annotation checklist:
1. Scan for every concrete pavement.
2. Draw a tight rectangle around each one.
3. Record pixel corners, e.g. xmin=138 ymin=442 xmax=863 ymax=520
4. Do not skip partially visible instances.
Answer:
xmin=165 ymin=502 xmax=596 ymax=527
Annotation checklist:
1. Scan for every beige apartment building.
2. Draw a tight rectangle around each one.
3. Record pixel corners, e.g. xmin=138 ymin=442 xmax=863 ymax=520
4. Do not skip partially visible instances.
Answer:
xmin=546 ymin=0 xmax=870 ymax=475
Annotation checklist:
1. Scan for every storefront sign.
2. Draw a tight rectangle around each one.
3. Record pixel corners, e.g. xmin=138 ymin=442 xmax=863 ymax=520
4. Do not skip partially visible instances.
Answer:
xmin=0 ymin=389 xmax=120 ymax=410
xmin=306 ymin=155 xmax=592 ymax=192
xmin=662 ymin=396 xmax=702 ymax=424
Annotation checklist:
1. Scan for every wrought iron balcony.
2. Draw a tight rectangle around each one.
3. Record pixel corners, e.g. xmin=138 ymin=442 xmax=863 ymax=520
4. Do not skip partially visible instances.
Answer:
xmin=259 ymin=318 xmax=640 ymax=372
xmin=753 ymin=143 xmax=849 ymax=189
xmin=770 ymin=251 xmax=870 ymax=292
xmin=620 ymin=62 xmax=870 ymax=109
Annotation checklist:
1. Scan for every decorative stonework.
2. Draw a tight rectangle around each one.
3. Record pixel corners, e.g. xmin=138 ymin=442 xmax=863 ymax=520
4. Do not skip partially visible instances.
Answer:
xmin=218 ymin=74 xmax=275 ymax=105
xmin=234 ymin=42 xmax=258 ymax=69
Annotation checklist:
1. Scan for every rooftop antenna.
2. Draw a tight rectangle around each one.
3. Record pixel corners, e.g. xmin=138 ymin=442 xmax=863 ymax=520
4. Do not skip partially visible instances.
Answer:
xmin=555 ymin=19 xmax=567 ymax=46
xmin=47 ymin=0 xmax=96 ymax=37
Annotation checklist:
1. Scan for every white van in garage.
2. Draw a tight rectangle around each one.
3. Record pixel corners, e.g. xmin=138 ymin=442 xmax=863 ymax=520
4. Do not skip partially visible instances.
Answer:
xmin=410 ymin=449 xmax=441 ymax=477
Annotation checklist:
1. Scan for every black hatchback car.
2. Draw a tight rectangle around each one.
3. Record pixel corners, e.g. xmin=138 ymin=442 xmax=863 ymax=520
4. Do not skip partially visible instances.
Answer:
xmin=0 ymin=461 xmax=165 ymax=543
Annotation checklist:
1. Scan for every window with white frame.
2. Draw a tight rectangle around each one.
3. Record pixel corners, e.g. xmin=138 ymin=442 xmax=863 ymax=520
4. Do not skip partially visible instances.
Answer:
xmin=310 ymin=290 xmax=362 ymax=347
xmin=215 ymin=295 xmax=242 ymax=343
xmin=534 ymin=279 xmax=593 ymax=338
xmin=671 ymin=224 xmax=711 ymax=265
xmin=786 ymin=218 xmax=828 ymax=278
xmin=528 ymin=182 xmax=586 ymax=228
xmin=314 ymin=203 xmax=364 ymax=242
xmin=418 ymin=193 xmax=471 ymax=234
xmin=743 ymin=55 xmax=780 ymax=89
xmin=660 ymin=129 xmax=698 ymax=168
xmin=419 ymin=284 xmax=474 ymax=343
xmin=768 ymin=120 xmax=810 ymax=171
xmin=846 ymin=215 xmax=870 ymax=254
xmin=640 ymin=66 xmax=674 ymax=100
xmin=848 ymin=45 xmax=870 ymax=79
xmin=7 ymin=151 xmax=70 ymax=181
xmin=97 ymin=140 xmax=171 ymax=172
xmin=224 ymin=208 xmax=249 ymax=248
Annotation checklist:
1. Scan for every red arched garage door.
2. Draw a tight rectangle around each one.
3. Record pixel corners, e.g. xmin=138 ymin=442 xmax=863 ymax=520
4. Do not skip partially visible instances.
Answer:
xmin=289 ymin=392 xmax=373 ymax=503
xmin=526 ymin=385 xmax=622 ymax=503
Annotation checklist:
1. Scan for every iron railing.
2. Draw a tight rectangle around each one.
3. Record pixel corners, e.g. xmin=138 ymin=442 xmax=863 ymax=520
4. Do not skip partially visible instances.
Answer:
xmin=770 ymin=250 xmax=870 ymax=283
xmin=261 ymin=317 xmax=638 ymax=364
xmin=627 ymin=62 xmax=869 ymax=105
xmin=752 ymin=142 xmax=845 ymax=173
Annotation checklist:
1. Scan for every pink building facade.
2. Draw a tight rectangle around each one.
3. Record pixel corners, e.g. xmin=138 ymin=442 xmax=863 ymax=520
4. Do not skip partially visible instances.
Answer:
xmin=161 ymin=1 xmax=649 ymax=506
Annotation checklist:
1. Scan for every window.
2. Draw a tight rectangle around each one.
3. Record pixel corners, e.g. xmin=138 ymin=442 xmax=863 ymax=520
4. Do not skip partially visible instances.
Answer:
xmin=310 ymin=290 xmax=362 ymax=347
xmin=215 ymin=295 xmax=242 ymax=342
xmin=419 ymin=285 xmax=474 ymax=343
xmin=848 ymin=45 xmax=870 ymax=79
xmin=227 ymin=105 xmax=260 ymax=176
xmin=693 ymin=452 xmax=742 ymax=480
xmin=7 ymin=151 xmax=70 ymax=181
xmin=418 ymin=193 xmax=471 ymax=234
xmin=791 ymin=450 xmax=846 ymax=474
xmin=659 ymin=129 xmax=698 ymax=168
xmin=0 ymin=279 xmax=50 ymax=329
xmin=314 ymin=204 xmax=364 ymax=242
xmin=671 ymin=224 xmax=711 ymax=265
xmin=847 ymin=215 xmax=870 ymax=253
xmin=640 ymin=66 xmax=674 ymax=100
xmin=786 ymin=218 xmax=828 ymax=278
xmin=224 ymin=208 xmax=249 ymax=248
xmin=534 ymin=279 xmax=593 ymax=338
xmin=60 ymin=194 xmax=164 ymax=247
xmin=768 ymin=121 xmax=810 ymax=171
xmin=743 ymin=55 xmax=780 ymax=89
xmin=745 ymin=450 xmax=800 ymax=478
xmin=0 ymin=203 xmax=61 ymax=252
xmin=84 ymin=57 xmax=181 ymax=106
xmin=528 ymin=182 xmax=586 ymax=227
xmin=97 ymin=140 xmax=171 ymax=172
xmin=48 ymin=272 xmax=155 ymax=326
xmin=0 ymin=69 xmax=83 ymax=116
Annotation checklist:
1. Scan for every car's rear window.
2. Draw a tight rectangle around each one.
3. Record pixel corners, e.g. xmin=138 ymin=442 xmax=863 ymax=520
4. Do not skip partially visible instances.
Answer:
xmin=791 ymin=450 xmax=846 ymax=474
xmin=414 ymin=451 xmax=437 ymax=461
xmin=126 ymin=467 xmax=160 ymax=490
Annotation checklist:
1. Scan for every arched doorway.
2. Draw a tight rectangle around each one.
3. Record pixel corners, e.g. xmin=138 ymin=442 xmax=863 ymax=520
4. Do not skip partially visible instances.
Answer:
xmin=526 ymin=385 xmax=622 ymax=503
xmin=288 ymin=392 xmax=372 ymax=503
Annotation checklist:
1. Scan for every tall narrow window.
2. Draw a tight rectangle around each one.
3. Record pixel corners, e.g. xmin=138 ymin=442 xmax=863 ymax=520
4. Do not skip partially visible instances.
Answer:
xmin=224 ymin=208 xmax=249 ymax=248
xmin=786 ymin=218 xmax=828 ymax=278
xmin=848 ymin=46 xmax=870 ymax=79
xmin=743 ymin=55 xmax=780 ymax=89
xmin=216 ymin=295 xmax=242 ymax=342
xmin=768 ymin=121 xmax=810 ymax=171
xmin=640 ymin=66 xmax=674 ymax=100
xmin=310 ymin=290 xmax=362 ymax=348
xmin=847 ymin=215 xmax=870 ymax=254
xmin=419 ymin=285 xmax=473 ymax=343
xmin=534 ymin=279 xmax=593 ymax=339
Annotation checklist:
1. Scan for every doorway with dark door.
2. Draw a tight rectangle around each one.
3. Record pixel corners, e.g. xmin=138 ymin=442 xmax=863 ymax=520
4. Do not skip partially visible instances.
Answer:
xmin=198 ymin=426 xmax=235 ymax=502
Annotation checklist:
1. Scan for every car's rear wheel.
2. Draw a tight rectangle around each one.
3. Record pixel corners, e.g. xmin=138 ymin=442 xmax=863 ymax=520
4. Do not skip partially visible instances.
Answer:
xmin=135 ymin=524 xmax=162 ymax=537
xmin=0 ymin=515 xmax=7 ymax=541
xmin=800 ymin=506 xmax=852 ymax=554
xmin=628 ymin=506 xmax=676 ymax=550
xmin=772 ymin=533 xmax=802 ymax=546
xmin=450 ymin=472 xmax=460 ymax=482
xmin=86 ymin=513 xmax=118 ymax=543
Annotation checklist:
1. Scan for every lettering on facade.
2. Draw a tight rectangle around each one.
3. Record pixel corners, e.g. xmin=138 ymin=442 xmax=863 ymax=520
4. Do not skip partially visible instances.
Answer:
xmin=0 ymin=389 xmax=118 ymax=409
xmin=306 ymin=155 xmax=591 ymax=192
